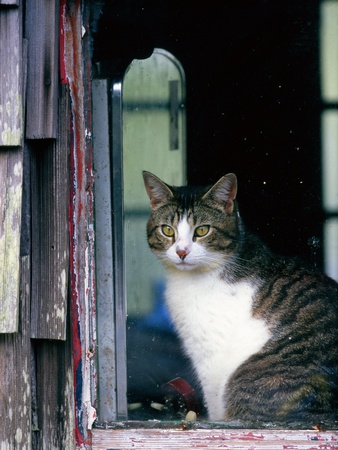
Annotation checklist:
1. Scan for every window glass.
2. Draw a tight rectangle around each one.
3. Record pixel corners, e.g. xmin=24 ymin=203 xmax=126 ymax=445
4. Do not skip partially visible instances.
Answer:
xmin=121 ymin=49 xmax=192 ymax=419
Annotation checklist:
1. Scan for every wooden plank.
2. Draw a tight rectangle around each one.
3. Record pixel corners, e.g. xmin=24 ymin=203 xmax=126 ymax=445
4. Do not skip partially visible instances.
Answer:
xmin=32 ymin=329 xmax=75 ymax=449
xmin=92 ymin=427 xmax=338 ymax=450
xmin=30 ymin=85 xmax=70 ymax=340
xmin=0 ymin=148 xmax=23 ymax=333
xmin=25 ymin=0 xmax=59 ymax=139
xmin=0 ymin=6 xmax=23 ymax=146
xmin=0 ymin=256 xmax=32 ymax=449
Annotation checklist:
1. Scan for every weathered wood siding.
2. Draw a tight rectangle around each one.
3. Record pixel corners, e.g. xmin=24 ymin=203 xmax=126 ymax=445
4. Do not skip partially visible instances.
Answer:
xmin=0 ymin=3 xmax=32 ymax=448
xmin=0 ymin=256 xmax=31 ymax=449
xmin=24 ymin=0 xmax=68 ymax=341
xmin=25 ymin=0 xmax=59 ymax=139
xmin=32 ymin=323 xmax=75 ymax=449
xmin=0 ymin=1 xmax=24 ymax=334
xmin=28 ymin=84 xmax=74 ymax=449
xmin=0 ymin=149 xmax=23 ymax=332
xmin=30 ymin=87 xmax=69 ymax=340
xmin=0 ymin=2 xmax=23 ymax=146
xmin=1 ymin=0 xmax=80 ymax=448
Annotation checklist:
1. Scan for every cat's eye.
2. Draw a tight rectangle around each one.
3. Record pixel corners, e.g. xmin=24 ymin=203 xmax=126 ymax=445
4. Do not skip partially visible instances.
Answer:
xmin=194 ymin=225 xmax=210 ymax=237
xmin=161 ymin=225 xmax=175 ymax=237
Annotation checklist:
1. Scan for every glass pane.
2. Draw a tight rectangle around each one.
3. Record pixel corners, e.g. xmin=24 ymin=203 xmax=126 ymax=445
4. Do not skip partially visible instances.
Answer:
xmin=122 ymin=49 xmax=192 ymax=419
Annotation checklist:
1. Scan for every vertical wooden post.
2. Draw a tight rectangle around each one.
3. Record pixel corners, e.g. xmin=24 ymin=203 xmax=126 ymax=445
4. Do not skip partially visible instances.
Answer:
xmin=62 ymin=0 xmax=97 ymax=447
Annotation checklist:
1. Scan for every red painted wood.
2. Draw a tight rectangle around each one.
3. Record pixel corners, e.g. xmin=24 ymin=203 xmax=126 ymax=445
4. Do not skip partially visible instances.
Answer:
xmin=63 ymin=0 xmax=96 ymax=447
xmin=59 ymin=0 xmax=67 ymax=84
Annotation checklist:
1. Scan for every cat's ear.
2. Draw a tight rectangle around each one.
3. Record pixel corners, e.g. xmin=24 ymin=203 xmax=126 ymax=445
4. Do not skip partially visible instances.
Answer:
xmin=202 ymin=173 xmax=237 ymax=213
xmin=142 ymin=171 xmax=174 ymax=210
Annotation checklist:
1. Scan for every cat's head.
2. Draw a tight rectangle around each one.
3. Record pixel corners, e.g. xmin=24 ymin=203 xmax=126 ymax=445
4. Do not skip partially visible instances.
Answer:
xmin=142 ymin=171 xmax=242 ymax=273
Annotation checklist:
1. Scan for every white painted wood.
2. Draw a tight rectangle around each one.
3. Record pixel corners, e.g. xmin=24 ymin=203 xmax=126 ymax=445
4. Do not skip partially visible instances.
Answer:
xmin=92 ymin=427 xmax=338 ymax=449
xmin=92 ymin=79 xmax=118 ymax=421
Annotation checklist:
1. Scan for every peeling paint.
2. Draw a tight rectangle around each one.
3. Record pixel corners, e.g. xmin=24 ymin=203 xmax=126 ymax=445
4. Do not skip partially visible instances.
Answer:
xmin=60 ymin=268 xmax=67 ymax=300
xmin=6 ymin=101 xmax=11 ymax=117
xmin=92 ymin=428 xmax=338 ymax=449
xmin=63 ymin=0 xmax=97 ymax=446
xmin=54 ymin=304 xmax=65 ymax=321
xmin=62 ymin=367 xmax=76 ymax=450
xmin=14 ymin=428 xmax=22 ymax=444
xmin=13 ymin=162 xmax=21 ymax=177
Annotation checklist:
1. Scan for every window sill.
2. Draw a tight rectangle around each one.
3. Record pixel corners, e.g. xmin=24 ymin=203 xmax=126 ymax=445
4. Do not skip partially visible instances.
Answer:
xmin=92 ymin=421 xmax=338 ymax=449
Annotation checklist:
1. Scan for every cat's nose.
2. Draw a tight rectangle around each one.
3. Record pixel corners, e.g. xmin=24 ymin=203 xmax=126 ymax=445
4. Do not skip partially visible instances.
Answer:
xmin=177 ymin=250 xmax=188 ymax=260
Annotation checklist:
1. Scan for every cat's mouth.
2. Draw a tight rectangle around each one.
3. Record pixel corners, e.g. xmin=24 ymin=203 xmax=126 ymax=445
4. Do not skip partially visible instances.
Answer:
xmin=163 ymin=255 xmax=195 ymax=270
xmin=173 ymin=259 xmax=202 ymax=271
xmin=176 ymin=260 xmax=195 ymax=269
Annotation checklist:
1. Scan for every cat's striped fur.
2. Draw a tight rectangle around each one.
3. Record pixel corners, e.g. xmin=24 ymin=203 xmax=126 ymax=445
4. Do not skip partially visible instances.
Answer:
xmin=143 ymin=171 xmax=338 ymax=423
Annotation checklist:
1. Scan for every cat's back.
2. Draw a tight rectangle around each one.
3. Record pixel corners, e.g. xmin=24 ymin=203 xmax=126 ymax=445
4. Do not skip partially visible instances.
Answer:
xmin=253 ymin=253 xmax=338 ymax=333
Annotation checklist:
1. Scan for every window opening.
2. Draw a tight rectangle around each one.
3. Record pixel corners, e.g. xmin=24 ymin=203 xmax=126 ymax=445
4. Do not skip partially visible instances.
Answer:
xmin=90 ymin=6 xmax=338 ymax=448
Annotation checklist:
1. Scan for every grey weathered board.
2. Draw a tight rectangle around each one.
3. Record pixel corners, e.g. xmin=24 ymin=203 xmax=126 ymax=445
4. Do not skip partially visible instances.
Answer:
xmin=25 ymin=0 xmax=59 ymax=139
xmin=0 ymin=3 xmax=23 ymax=146
xmin=0 ymin=256 xmax=31 ymax=449
xmin=0 ymin=149 xmax=23 ymax=333
xmin=0 ymin=0 xmax=24 ymax=334
xmin=30 ymin=86 xmax=70 ymax=340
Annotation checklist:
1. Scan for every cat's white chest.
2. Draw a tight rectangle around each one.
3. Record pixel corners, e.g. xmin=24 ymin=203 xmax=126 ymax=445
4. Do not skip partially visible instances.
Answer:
xmin=165 ymin=271 xmax=271 ymax=420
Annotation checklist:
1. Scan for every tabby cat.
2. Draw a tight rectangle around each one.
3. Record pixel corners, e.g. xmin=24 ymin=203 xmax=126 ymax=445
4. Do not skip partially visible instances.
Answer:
xmin=142 ymin=170 xmax=338 ymax=423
